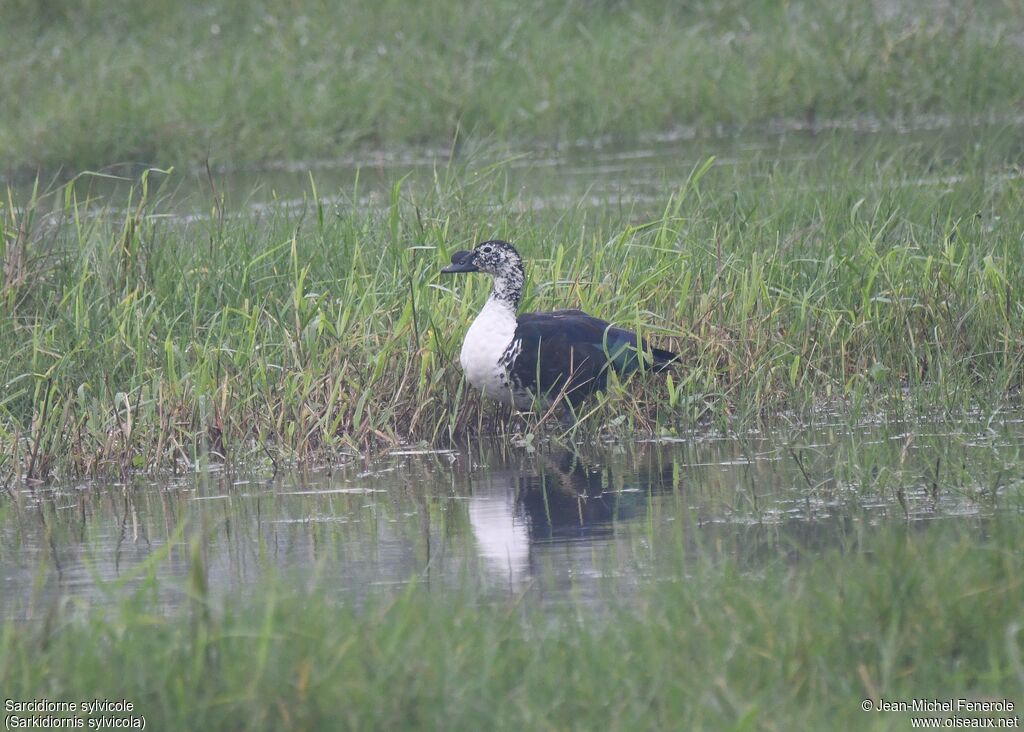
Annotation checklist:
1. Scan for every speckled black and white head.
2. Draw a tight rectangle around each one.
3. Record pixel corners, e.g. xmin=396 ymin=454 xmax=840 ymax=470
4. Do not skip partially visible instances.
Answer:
xmin=441 ymin=240 xmax=525 ymax=308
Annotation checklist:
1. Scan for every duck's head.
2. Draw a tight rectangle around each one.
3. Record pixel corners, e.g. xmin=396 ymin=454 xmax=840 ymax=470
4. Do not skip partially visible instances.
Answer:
xmin=441 ymin=240 xmax=522 ymax=277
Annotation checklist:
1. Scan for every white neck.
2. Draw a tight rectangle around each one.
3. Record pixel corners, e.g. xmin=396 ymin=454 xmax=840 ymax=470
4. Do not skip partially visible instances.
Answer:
xmin=489 ymin=268 xmax=523 ymax=311
xmin=471 ymin=294 xmax=518 ymax=335
xmin=484 ymin=288 xmax=518 ymax=317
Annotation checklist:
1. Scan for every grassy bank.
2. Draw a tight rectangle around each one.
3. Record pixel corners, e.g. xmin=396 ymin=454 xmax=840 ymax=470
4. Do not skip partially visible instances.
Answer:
xmin=2 ymin=514 xmax=1022 ymax=730
xmin=2 ymin=132 xmax=1023 ymax=480
xmin=2 ymin=0 xmax=1023 ymax=176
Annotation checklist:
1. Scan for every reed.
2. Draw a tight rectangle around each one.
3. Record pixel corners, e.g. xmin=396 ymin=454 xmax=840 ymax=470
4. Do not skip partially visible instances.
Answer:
xmin=1 ymin=132 xmax=1022 ymax=479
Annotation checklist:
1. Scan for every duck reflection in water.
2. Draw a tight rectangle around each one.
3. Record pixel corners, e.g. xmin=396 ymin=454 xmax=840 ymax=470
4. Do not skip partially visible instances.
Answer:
xmin=466 ymin=448 xmax=674 ymax=582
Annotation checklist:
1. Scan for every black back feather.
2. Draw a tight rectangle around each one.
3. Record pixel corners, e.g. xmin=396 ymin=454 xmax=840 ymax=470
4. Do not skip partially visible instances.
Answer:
xmin=509 ymin=310 xmax=677 ymax=407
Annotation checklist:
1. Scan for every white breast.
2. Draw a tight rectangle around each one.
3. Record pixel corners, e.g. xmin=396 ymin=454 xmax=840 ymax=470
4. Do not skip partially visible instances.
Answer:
xmin=459 ymin=298 xmax=518 ymax=405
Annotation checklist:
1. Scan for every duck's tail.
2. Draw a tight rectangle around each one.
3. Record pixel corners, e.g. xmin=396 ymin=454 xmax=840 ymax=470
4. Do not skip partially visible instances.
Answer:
xmin=606 ymin=341 xmax=678 ymax=375
xmin=650 ymin=346 xmax=678 ymax=372
xmin=601 ymin=325 xmax=678 ymax=375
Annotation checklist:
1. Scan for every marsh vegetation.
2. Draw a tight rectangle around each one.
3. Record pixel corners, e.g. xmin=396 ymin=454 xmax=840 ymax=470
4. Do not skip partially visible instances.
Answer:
xmin=2 ymin=1 xmax=1024 ymax=729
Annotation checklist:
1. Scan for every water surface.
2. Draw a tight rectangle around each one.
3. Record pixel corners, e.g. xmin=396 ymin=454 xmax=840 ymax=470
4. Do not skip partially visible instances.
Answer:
xmin=3 ymin=417 xmax=1022 ymax=618
xmin=14 ymin=112 xmax=1023 ymax=220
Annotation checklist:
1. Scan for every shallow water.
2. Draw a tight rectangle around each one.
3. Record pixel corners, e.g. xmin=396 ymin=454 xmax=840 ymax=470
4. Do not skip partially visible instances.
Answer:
xmin=3 ymin=416 xmax=1022 ymax=618
xmin=13 ymin=112 xmax=1024 ymax=220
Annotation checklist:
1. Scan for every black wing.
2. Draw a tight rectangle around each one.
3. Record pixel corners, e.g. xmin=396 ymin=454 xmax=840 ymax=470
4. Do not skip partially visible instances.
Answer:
xmin=509 ymin=310 xmax=676 ymax=407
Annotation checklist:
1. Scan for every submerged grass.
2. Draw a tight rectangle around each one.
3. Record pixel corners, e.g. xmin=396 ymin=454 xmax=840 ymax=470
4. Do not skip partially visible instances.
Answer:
xmin=1 ymin=513 xmax=1022 ymax=730
xmin=1 ymin=131 xmax=1023 ymax=479
xmin=2 ymin=0 xmax=1023 ymax=175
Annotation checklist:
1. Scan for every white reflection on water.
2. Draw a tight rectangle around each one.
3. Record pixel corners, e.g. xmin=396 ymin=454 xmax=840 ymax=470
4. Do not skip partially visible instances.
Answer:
xmin=2 ymin=417 xmax=1023 ymax=618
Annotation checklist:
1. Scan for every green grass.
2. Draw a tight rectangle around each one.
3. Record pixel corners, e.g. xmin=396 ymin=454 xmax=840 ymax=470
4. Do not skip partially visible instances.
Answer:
xmin=3 ymin=2 xmax=1024 ymax=726
xmin=1 ymin=0 xmax=1022 ymax=480
xmin=2 ymin=131 xmax=1023 ymax=480
xmin=2 ymin=0 xmax=1023 ymax=176
xmin=2 ymin=513 xmax=1022 ymax=730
